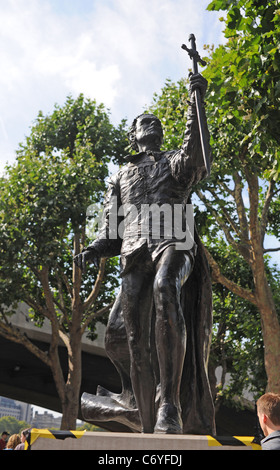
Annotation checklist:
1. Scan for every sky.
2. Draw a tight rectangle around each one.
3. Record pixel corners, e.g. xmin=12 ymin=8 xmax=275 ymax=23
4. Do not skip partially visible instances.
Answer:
xmin=0 ymin=0 xmax=225 ymax=172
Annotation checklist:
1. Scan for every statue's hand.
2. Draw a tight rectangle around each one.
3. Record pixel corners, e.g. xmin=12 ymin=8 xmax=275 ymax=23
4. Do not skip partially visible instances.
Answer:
xmin=189 ymin=73 xmax=208 ymax=101
xmin=74 ymin=249 xmax=100 ymax=273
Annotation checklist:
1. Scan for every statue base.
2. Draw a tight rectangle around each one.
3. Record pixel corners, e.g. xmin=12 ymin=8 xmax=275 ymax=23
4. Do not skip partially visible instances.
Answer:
xmin=30 ymin=430 xmax=261 ymax=451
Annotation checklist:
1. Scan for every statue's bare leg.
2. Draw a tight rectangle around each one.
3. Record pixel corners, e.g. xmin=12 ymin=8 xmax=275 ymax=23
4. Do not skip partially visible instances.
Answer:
xmin=121 ymin=264 xmax=156 ymax=433
xmin=153 ymin=246 xmax=192 ymax=434
xmin=99 ymin=290 xmax=136 ymax=409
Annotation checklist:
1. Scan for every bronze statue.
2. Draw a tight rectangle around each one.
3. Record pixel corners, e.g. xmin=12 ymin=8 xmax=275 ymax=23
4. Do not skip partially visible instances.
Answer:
xmin=75 ymin=37 xmax=216 ymax=435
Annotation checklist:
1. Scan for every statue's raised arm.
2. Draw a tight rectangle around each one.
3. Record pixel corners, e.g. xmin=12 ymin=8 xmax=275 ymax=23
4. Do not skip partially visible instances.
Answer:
xmin=182 ymin=33 xmax=211 ymax=176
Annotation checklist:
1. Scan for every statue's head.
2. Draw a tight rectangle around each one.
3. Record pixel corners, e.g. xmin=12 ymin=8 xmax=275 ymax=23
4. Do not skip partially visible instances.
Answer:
xmin=128 ymin=113 xmax=163 ymax=152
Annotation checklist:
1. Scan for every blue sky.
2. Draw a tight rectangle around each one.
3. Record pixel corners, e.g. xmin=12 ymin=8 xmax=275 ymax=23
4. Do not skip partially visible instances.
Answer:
xmin=0 ymin=0 xmax=224 ymax=171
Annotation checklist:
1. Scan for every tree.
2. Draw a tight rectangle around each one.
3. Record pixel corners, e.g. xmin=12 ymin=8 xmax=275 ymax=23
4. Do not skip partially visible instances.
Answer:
xmin=206 ymin=0 xmax=280 ymax=151
xmin=0 ymin=416 xmax=30 ymax=435
xmin=208 ymin=238 xmax=267 ymax=402
xmin=0 ymin=94 xmax=127 ymax=429
xmin=203 ymin=0 xmax=280 ymax=394
xmin=148 ymin=0 xmax=280 ymax=394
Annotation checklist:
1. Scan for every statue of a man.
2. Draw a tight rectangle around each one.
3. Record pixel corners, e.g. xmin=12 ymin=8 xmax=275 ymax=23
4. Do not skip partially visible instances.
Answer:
xmin=74 ymin=73 xmax=215 ymax=435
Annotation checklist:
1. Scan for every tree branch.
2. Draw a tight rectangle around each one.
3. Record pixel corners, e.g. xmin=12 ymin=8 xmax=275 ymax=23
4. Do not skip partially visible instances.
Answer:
xmin=197 ymin=189 xmax=251 ymax=262
xmin=39 ymin=266 xmax=60 ymax=320
xmin=263 ymin=246 xmax=280 ymax=253
xmin=72 ymin=232 xmax=82 ymax=309
xmin=232 ymin=171 xmax=249 ymax=240
xmin=82 ymin=257 xmax=107 ymax=313
xmin=245 ymin=169 xmax=261 ymax=248
xmin=20 ymin=294 xmax=48 ymax=318
xmin=206 ymin=187 xmax=242 ymax=239
xmin=260 ymin=180 xmax=276 ymax=245
xmin=81 ymin=300 xmax=114 ymax=334
xmin=0 ymin=320 xmax=51 ymax=366
xmin=58 ymin=266 xmax=73 ymax=298
xmin=203 ymin=246 xmax=258 ymax=306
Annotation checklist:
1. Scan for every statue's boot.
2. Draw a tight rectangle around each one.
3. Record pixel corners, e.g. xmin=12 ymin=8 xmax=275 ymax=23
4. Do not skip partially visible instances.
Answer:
xmin=154 ymin=403 xmax=183 ymax=434
xmin=81 ymin=392 xmax=141 ymax=432
xmin=96 ymin=385 xmax=137 ymax=410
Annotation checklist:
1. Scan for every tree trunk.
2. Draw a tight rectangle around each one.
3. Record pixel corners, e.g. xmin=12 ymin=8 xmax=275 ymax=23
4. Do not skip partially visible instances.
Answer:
xmin=253 ymin=264 xmax=280 ymax=393
xmin=58 ymin=324 xmax=83 ymax=430
xmin=50 ymin=340 xmax=82 ymax=430
xmin=204 ymin=244 xmax=280 ymax=393
xmin=247 ymin=170 xmax=280 ymax=393
xmin=60 ymin=387 xmax=80 ymax=430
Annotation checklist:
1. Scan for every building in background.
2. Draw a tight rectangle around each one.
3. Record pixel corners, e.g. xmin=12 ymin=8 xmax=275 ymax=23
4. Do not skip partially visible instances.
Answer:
xmin=0 ymin=396 xmax=86 ymax=428
xmin=31 ymin=409 xmax=61 ymax=428
xmin=0 ymin=396 xmax=32 ymax=423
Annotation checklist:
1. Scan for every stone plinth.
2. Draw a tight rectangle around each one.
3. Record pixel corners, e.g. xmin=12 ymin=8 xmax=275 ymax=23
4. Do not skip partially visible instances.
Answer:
xmin=30 ymin=431 xmax=261 ymax=451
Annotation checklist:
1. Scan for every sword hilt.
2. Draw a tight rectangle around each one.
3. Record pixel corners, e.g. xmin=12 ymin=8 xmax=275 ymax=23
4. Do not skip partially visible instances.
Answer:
xmin=181 ymin=33 xmax=206 ymax=74
xmin=181 ymin=33 xmax=210 ymax=176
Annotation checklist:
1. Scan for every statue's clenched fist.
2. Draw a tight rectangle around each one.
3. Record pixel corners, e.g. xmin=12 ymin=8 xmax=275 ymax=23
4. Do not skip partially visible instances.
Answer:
xmin=74 ymin=249 xmax=99 ymax=272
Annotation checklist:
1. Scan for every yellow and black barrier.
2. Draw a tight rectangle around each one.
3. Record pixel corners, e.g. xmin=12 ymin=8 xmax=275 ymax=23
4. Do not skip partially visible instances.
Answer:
xmin=24 ymin=429 xmax=261 ymax=450
xmin=207 ymin=435 xmax=261 ymax=449
xmin=25 ymin=428 xmax=86 ymax=450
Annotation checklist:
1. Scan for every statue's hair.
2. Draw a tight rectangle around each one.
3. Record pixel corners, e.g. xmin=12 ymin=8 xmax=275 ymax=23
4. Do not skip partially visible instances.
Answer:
xmin=128 ymin=113 xmax=163 ymax=151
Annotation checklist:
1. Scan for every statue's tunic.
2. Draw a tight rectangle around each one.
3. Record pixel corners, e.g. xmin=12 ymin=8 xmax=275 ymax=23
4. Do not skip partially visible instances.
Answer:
xmin=86 ymin=103 xmax=210 ymax=274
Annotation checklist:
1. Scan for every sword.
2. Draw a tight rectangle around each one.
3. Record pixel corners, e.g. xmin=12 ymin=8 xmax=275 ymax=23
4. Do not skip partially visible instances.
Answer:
xmin=181 ymin=33 xmax=211 ymax=176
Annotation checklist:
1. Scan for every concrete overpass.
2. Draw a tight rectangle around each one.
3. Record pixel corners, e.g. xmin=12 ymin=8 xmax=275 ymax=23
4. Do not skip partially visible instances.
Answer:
xmin=0 ymin=303 xmax=122 ymax=426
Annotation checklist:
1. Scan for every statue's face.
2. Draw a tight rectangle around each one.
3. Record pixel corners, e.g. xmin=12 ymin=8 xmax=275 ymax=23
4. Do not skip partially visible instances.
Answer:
xmin=135 ymin=114 xmax=163 ymax=149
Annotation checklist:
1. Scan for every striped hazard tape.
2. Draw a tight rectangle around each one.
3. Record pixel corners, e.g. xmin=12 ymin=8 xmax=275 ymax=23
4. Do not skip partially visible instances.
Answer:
xmin=207 ymin=435 xmax=261 ymax=449
xmin=25 ymin=428 xmax=86 ymax=450
xmin=24 ymin=429 xmax=261 ymax=450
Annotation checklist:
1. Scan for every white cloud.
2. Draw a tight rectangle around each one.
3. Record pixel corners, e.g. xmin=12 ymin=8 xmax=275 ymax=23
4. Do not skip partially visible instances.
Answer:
xmin=0 ymin=0 xmax=224 ymax=170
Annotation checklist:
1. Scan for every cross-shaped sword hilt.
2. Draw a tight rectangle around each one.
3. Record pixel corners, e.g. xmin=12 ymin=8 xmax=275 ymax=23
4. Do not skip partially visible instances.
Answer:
xmin=181 ymin=33 xmax=211 ymax=176
xmin=181 ymin=33 xmax=206 ymax=74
